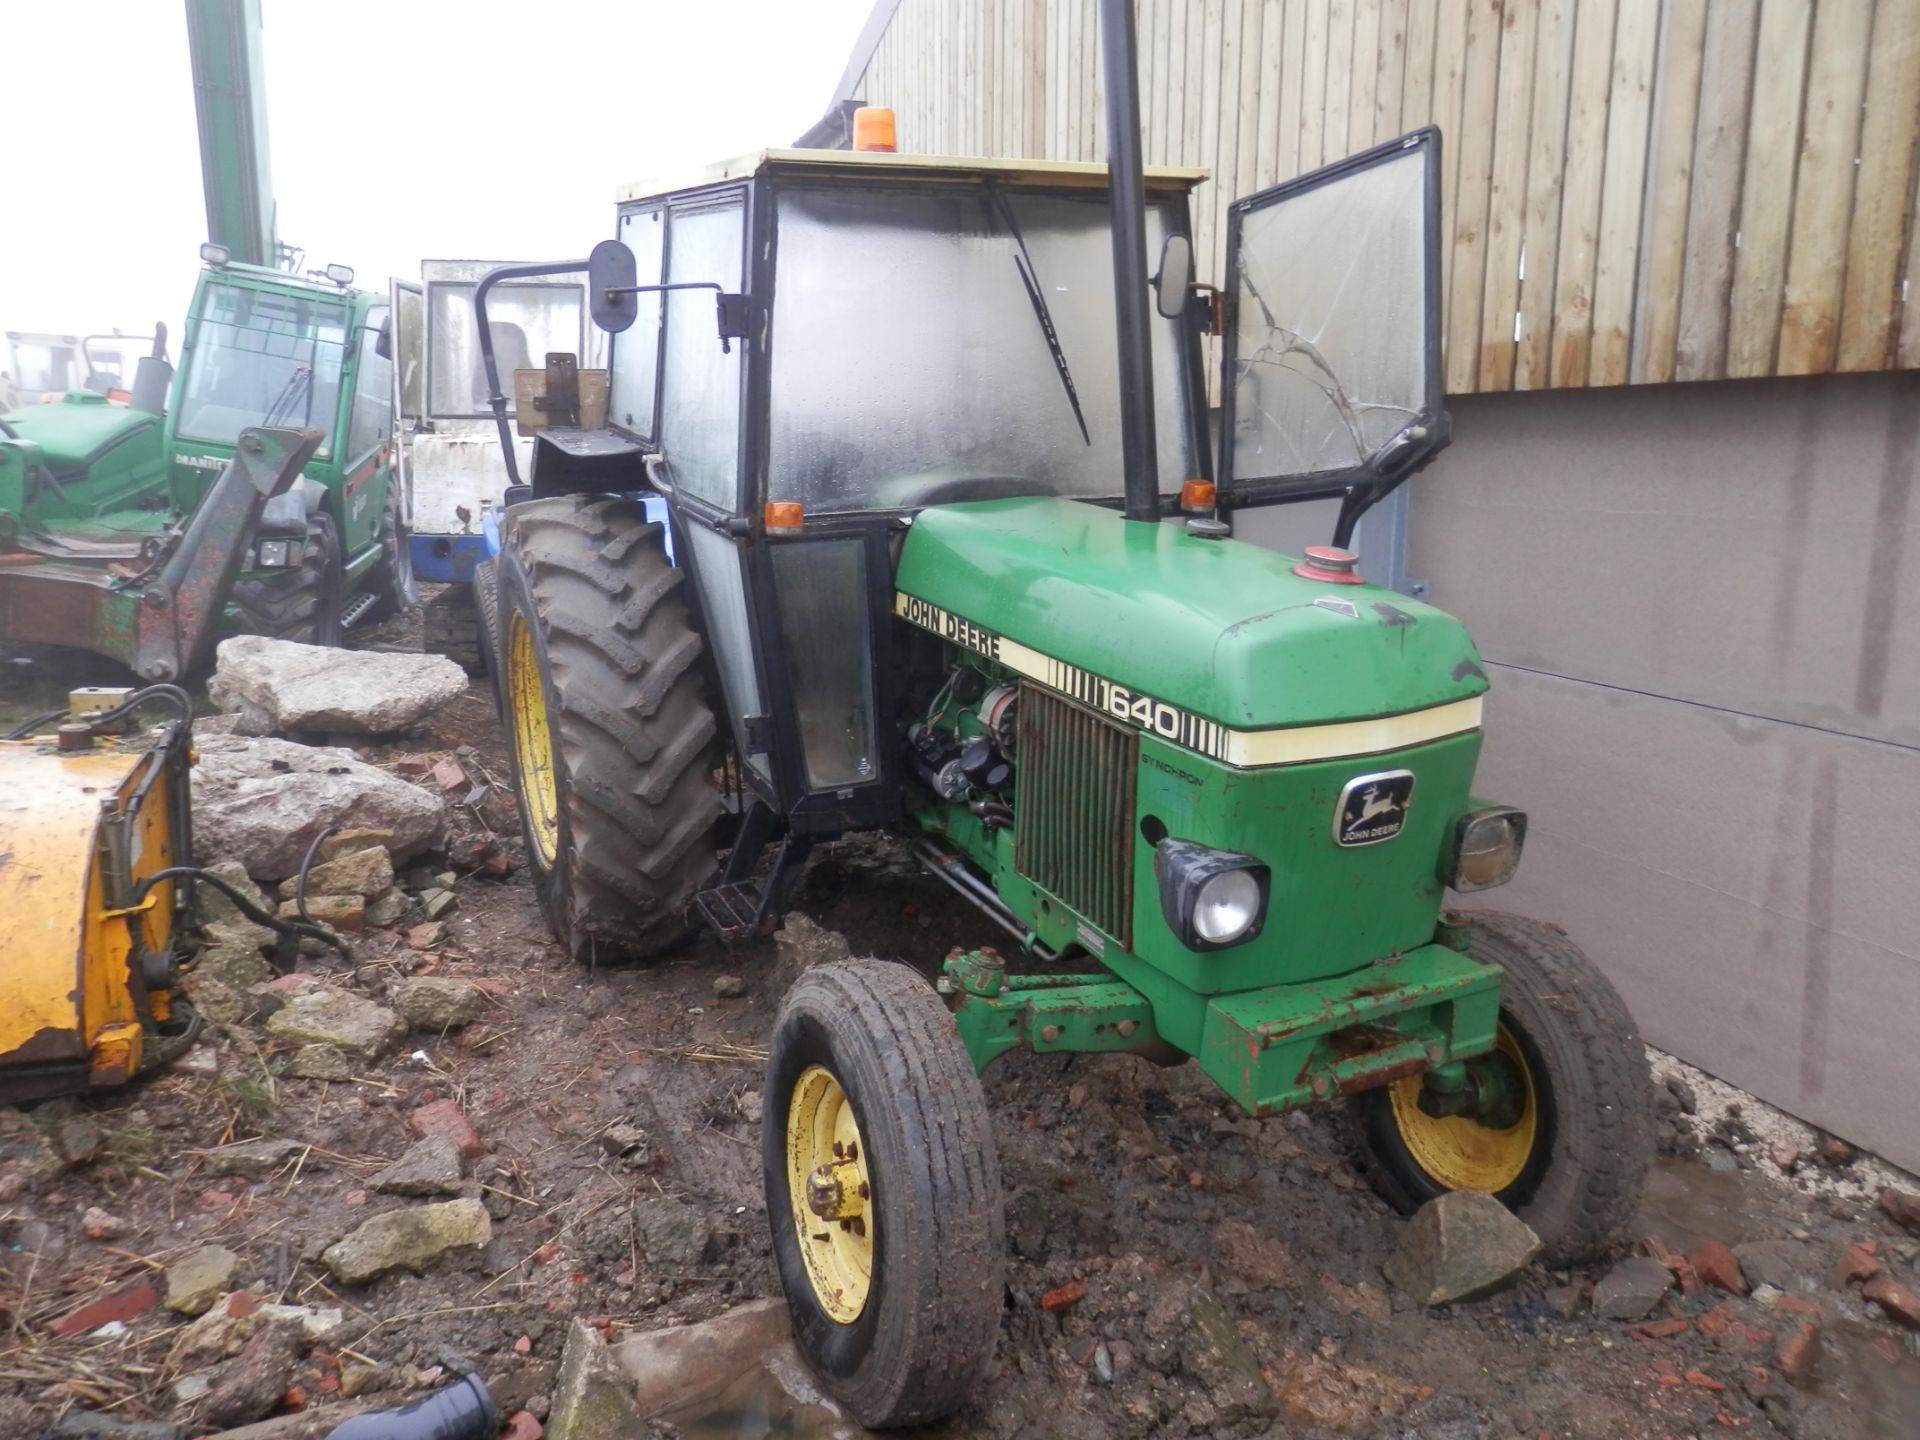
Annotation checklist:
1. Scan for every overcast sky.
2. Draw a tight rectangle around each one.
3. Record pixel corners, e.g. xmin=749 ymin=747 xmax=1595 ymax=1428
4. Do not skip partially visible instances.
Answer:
xmin=2 ymin=0 xmax=872 ymax=344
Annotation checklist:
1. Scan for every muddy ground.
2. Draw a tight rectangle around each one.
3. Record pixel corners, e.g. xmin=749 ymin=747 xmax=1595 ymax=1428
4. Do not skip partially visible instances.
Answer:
xmin=2 ymin=634 xmax=1919 ymax=1440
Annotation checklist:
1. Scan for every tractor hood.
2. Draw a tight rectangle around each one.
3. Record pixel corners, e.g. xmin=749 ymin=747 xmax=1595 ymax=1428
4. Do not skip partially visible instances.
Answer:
xmin=0 ymin=394 xmax=161 ymax=482
xmin=893 ymin=496 xmax=1488 ymax=732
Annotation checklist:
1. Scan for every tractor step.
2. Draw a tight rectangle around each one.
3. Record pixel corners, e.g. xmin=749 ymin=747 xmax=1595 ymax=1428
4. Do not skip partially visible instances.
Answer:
xmin=694 ymin=882 xmax=766 ymax=941
xmin=339 ymin=590 xmax=379 ymax=630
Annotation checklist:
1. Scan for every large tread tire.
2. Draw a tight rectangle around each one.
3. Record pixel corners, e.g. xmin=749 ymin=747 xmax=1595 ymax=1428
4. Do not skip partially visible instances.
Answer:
xmin=1349 ymin=912 xmax=1654 ymax=1266
xmin=360 ymin=480 xmax=418 ymax=625
xmin=765 ymin=959 xmax=1005 ymax=1429
xmin=229 ymin=509 xmax=343 ymax=646
xmin=500 ymin=496 xmax=719 ymax=961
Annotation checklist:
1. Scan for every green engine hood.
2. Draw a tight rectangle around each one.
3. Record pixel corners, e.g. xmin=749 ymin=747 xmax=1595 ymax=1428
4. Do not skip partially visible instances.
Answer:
xmin=1 ymin=393 xmax=161 ymax=481
xmin=893 ymin=496 xmax=1488 ymax=731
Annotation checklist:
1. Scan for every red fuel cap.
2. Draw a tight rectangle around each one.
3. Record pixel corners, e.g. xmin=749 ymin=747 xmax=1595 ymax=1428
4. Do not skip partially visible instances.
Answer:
xmin=1291 ymin=546 xmax=1365 ymax=585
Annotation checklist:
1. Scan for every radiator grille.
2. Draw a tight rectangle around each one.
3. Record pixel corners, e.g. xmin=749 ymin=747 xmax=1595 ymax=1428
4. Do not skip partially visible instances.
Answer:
xmin=1013 ymin=682 xmax=1137 ymax=947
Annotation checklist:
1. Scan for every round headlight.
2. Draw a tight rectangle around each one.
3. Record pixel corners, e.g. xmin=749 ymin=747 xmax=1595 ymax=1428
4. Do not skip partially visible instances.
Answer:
xmin=1193 ymin=868 xmax=1262 ymax=944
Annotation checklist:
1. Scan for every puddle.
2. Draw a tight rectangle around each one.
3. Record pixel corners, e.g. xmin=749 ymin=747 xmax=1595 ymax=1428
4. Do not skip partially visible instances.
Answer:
xmin=1635 ymin=1155 xmax=1770 ymax=1249
xmin=654 ymin=1343 xmax=861 ymax=1440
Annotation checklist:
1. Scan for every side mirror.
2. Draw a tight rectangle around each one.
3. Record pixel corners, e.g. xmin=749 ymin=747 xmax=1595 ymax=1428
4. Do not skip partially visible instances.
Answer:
xmin=1153 ymin=234 xmax=1193 ymax=320
xmin=588 ymin=239 xmax=638 ymax=334
xmin=374 ymin=314 xmax=392 ymax=361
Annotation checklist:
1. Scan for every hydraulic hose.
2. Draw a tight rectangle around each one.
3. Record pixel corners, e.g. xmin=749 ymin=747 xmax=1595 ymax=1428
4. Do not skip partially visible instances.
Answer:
xmin=131 ymin=865 xmax=352 ymax=962
xmin=323 ymin=1373 xmax=498 ymax=1440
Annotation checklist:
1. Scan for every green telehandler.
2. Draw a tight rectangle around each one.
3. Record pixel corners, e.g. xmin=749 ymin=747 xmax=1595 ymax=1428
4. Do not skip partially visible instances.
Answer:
xmin=481 ymin=0 xmax=1652 ymax=1425
xmin=0 ymin=0 xmax=411 ymax=678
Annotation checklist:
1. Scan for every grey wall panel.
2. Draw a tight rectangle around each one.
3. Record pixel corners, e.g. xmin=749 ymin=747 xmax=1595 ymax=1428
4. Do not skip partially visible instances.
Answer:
xmin=1470 ymin=652 xmax=1920 ymax=1172
xmin=1412 ymin=374 xmax=1920 ymax=749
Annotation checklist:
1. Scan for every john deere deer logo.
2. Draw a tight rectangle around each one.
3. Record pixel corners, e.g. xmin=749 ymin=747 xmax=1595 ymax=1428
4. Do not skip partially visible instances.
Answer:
xmin=1335 ymin=770 xmax=1416 ymax=847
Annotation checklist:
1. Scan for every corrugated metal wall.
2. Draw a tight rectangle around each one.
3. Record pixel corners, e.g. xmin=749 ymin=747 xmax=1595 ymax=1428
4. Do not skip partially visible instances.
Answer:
xmin=853 ymin=0 xmax=1920 ymax=394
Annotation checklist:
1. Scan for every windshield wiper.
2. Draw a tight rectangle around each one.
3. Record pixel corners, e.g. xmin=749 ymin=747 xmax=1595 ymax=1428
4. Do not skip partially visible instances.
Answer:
xmin=983 ymin=184 xmax=1090 ymax=447
xmin=262 ymin=366 xmax=314 ymax=429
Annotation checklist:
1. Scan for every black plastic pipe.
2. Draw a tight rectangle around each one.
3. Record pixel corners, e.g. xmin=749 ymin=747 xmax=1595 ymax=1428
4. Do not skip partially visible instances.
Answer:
xmin=1099 ymin=0 xmax=1160 ymax=524
xmin=323 ymin=1373 xmax=498 ymax=1440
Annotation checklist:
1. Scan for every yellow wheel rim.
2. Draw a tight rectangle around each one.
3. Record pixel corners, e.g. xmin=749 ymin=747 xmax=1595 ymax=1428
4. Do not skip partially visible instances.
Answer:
xmin=785 ymin=1065 xmax=875 ymax=1323
xmin=1387 ymin=1025 xmax=1539 ymax=1193
xmin=506 ymin=611 xmax=560 ymax=868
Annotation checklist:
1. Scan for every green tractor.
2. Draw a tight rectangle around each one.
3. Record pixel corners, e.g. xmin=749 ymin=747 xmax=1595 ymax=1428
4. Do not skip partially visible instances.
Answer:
xmin=0 ymin=256 xmax=412 ymax=678
xmin=485 ymin=4 xmax=1651 ymax=1426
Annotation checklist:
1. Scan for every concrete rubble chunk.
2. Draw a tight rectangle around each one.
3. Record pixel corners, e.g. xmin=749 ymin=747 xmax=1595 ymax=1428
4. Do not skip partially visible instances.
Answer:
xmin=390 ymin=976 xmax=489 ymax=1031
xmin=368 ymin=1134 xmax=468 ymax=1197
xmin=633 ymin=1196 xmax=712 ymax=1267
xmin=1167 ymin=1288 xmax=1279 ymax=1423
xmin=1734 ymin=1238 xmax=1821 ymax=1295
xmin=1384 ymin=1190 xmax=1542 ymax=1307
xmin=277 ymin=895 xmax=365 ymax=932
xmin=200 ymin=1318 xmax=307 ymax=1429
xmin=191 ymin=734 xmax=447 ymax=882
xmin=265 ymin=989 xmax=404 ymax=1059
xmin=546 ymin=1319 xmax=648 ymax=1440
xmin=320 ymin=828 xmax=394 ymax=862
xmin=321 ymin=1197 xmax=492 ymax=1283
xmin=194 ymin=859 xmax=269 ymax=927
xmin=609 ymin=1300 xmax=790 ymax=1415
xmin=288 ymin=1044 xmax=353 ymax=1081
xmin=1592 ymin=1256 xmax=1675 ymax=1320
xmin=165 ymin=1244 xmax=243 ymax=1316
xmin=203 ymin=1137 xmax=304 ymax=1178
xmin=209 ymin=635 xmax=469 ymax=736
xmin=364 ymin=891 xmax=410 ymax=928
xmin=278 ymin=846 xmax=395 ymax=902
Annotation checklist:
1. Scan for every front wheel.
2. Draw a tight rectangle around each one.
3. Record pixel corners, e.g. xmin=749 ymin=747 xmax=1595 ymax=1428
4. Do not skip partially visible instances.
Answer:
xmin=361 ymin=479 xmax=418 ymax=625
xmin=1349 ymin=912 xmax=1654 ymax=1266
xmin=765 ymin=960 xmax=1005 ymax=1429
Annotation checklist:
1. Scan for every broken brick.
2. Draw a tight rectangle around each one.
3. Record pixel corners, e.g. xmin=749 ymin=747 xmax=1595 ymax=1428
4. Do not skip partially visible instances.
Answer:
xmin=1878 ymin=1187 xmax=1920 ymax=1236
xmin=1039 ymin=1278 xmax=1088 ymax=1313
xmin=503 ymin=1413 xmax=545 ymax=1440
xmin=1775 ymin=1320 xmax=1821 ymax=1389
xmin=1691 ymin=1240 xmax=1748 ymax=1296
xmin=430 ymin=757 xmax=469 ymax=792
xmin=1638 ymin=1318 xmax=1690 ymax=1339
xmin=409 ymin=1098 xmax=484 ymax=1159
xmin=49 ymin=1278 xmax=160 ymax=1336
xmin=1685 ymin=1369 xmax=1726 ymax=1392
xmin=1837 ymin=1242 xmax=1882 ymax=1284
xmin=1862 ymin=1275 xmax=1920 ymax=1330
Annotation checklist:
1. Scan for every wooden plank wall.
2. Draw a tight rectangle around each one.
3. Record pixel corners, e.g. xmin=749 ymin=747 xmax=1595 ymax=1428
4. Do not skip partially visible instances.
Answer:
xmin=854 ymin=0 xmax=1920 ymax=393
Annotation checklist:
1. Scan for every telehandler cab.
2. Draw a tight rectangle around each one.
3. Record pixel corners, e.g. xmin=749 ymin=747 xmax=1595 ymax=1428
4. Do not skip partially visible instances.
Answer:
xmin=481 ymin=0 xmax=1652 ymax=1424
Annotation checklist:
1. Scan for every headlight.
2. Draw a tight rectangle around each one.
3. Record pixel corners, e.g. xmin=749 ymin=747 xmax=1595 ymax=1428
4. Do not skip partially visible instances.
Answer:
xmin=1154 ymin=839 xmax=1270 ymax=951
xmin=1446 ymin=806 xmax=1528 ymax=891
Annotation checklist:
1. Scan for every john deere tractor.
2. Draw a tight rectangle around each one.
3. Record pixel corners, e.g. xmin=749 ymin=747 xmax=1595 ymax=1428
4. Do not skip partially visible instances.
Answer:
xmin=483 ymin=2 xmax=1651 ymax=1425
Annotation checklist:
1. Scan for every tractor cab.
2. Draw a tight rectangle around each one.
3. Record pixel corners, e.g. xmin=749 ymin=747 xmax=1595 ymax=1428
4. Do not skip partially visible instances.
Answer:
xmin=494 ymin=134 xmax=1451 ymax=932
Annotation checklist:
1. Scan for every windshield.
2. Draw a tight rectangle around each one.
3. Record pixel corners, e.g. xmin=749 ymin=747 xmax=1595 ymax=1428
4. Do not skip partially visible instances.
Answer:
xmin=767 ymin=183 xmax=1197 ymax=514
xmin=176 ymin=282 xmax=348 ymax=458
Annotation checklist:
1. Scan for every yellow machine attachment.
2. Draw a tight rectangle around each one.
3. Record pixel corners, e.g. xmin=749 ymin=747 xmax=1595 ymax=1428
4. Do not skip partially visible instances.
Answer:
xmin=0 ymin=688 xmax=200 ymax=1103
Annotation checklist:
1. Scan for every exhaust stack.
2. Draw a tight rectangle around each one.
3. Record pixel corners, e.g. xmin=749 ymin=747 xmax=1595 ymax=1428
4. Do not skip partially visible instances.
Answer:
xmin=1099 ymin=0 xmax=1160 ymax=525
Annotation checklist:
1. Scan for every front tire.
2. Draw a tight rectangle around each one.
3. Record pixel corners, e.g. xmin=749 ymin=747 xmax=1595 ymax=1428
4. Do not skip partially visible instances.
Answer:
xmin=1349 ymin=912 xmax=1653 ymax=1265
xmin=229 ymin=508 xmax=343 ymax=646
xmin=361 ymin=480 xmax=418 ymax=624
xmin=764 ymin=960 xmax=1006 ymax=1429
xmin=498 ymin=496 xmax=719 ymax=961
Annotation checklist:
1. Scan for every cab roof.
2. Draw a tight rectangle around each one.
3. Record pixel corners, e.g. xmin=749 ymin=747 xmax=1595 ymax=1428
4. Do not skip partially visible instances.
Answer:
xmin=615 ymin=147 xmax=1208 ymax=206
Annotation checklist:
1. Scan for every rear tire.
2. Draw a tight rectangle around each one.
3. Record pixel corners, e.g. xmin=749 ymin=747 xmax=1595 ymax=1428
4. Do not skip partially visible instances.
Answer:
xmin=229 ymin=509 xmax=342 ymax=646
xmin=1348 ymin=912 xmax=1654 ymax=1265
xmin=499 ymin=496 xmax=719 ymax=961
xmin=765 ymin=959 xmax=1005 ymax=1429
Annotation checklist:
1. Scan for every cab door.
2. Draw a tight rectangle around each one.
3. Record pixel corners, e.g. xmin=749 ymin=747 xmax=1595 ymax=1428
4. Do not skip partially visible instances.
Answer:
xmin=1216 ymin=127 xmax=1446 ymax=547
